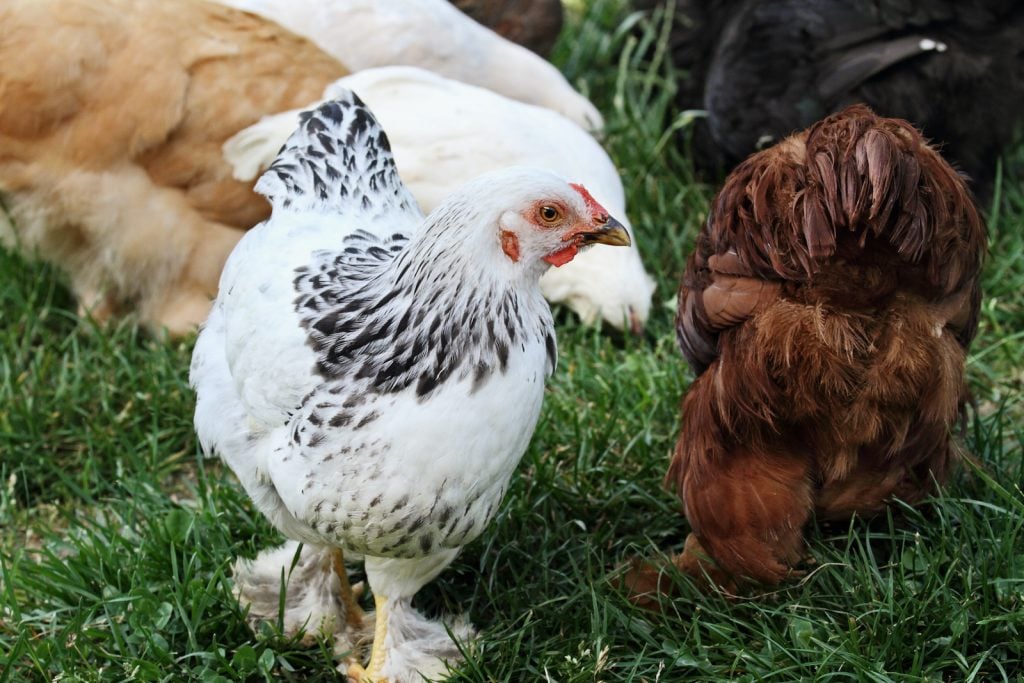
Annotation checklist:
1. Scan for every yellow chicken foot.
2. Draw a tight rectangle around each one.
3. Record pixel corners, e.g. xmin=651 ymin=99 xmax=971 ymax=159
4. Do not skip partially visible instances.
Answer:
xmin=330 ymin=548 xmax=367 ymax=630
xmin=346 ymin=593 xmax=389 ymax=682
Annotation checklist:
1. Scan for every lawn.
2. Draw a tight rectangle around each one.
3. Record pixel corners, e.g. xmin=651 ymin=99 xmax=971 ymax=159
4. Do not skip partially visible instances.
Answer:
xmin=2 ymin=1 xmax=1022 ymax=681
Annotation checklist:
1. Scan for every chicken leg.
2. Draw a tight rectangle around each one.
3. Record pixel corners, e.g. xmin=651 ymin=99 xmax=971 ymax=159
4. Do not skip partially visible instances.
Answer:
xmin=347 ymin=593 xmax=389 ymax=682
xmin=330 ymin=547 xmax=367 ymax=631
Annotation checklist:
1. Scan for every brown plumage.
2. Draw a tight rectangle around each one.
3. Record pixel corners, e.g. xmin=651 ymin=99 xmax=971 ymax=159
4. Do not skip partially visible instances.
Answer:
xmin=629 ymin=105 xmax=986 ymax=602
xmin=450 ymin=0 xmax=565 ymax=57
xmin=0 ymin=0 xmax=346 ymax=334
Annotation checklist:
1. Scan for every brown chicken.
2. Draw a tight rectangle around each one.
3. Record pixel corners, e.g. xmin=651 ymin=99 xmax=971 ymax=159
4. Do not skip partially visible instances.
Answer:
xmin=629 ymin=104 xmax=986 ymax=601
xmin=0 ymin=0 xmax=345 ymax=334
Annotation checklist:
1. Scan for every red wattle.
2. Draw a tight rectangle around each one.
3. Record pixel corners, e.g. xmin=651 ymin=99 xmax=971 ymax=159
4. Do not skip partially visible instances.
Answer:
xmin=543 ymin=244 xmax=579 ymax=267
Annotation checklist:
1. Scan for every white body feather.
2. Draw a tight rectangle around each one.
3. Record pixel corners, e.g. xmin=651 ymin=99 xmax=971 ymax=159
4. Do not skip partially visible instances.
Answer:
xmin=213 ymin=0 xmax=602 ymax=130
xmin=224 ymin=66 xmax=655 ymax=331
xmin=195 ymin=210 xmax=545 ymax=562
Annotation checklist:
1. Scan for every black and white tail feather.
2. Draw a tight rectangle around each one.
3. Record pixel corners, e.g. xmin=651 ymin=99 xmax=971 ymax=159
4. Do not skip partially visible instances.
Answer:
xmin=257 ymin=91 xmax=419 ymax=309
xmin=255 ymin=92 xmax=420 ymax=219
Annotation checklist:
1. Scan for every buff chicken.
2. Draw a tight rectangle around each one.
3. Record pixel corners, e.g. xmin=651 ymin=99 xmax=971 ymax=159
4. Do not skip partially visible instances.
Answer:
xmin=629 ymin=104 xmax=986 ymax=601
xmin=0 ymin=0 xmax=346 ymax=334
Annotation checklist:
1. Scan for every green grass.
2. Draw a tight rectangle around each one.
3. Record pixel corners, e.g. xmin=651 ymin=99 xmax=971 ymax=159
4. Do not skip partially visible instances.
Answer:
xmin=2 ymin=1 xmax=1023 ymax=680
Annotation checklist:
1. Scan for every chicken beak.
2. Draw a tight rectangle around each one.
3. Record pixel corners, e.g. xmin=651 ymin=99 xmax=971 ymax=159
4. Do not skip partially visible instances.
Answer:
xmin=577 ymin=216 xmax=631 ymax=247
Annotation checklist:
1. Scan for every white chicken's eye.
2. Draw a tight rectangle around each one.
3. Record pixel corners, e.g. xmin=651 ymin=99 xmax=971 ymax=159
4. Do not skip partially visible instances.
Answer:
xmin=539 ymin=205 xmax=561 ymax=223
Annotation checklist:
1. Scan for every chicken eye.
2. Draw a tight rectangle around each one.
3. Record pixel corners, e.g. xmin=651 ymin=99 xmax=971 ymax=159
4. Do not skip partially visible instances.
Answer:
xmin=539 ymin=205 xmax=561 ymax=223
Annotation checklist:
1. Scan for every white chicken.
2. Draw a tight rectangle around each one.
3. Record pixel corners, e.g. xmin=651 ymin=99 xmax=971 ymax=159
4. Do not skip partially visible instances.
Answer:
xmin=213 ymin=0 xmax=603 ymax=130
xmin=191 ymin=91 xmax=630 ymax=680
xmin=225 ymin=66 xmax=655 ymax=332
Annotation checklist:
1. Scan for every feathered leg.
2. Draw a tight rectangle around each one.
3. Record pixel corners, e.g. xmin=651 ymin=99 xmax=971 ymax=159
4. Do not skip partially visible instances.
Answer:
xmin=331 ymin=547 xmax=368 ymax=630
xmin=232 ymin=541 xmax=363 ymax=659
xmin=622 ymin=446 xmax=811 ymax=605
xmin=676 ymin=441 xmax=812 ymax=587
xmin=347 ymin=552 xmax=473 ymax=683
xmin=623 ymin=366 xmax=812 ymax=606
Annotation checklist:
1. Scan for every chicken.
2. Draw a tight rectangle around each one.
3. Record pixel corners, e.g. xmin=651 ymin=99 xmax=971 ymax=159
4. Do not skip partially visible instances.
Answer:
xmin=639 ymin=0 xmax=1024 ymax=197
xmin=224 ymin=66 xmax=655 ymax=332
xmin=0 ymin=0 xmax=345 ymax=334
xmin=627 ymin=105 xmax=985 ymax=600
xmin=450 ymin=0 xmax=565 ymax=57
xmin=213 ymin=0 xmax=603 ymax=130
xmin=190 ymin=91 xmax=630 ymax=680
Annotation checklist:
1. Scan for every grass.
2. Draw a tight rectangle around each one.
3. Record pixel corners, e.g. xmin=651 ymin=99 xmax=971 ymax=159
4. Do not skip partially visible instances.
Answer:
xmin=2 ymin=1 xmax=1023 ymax=680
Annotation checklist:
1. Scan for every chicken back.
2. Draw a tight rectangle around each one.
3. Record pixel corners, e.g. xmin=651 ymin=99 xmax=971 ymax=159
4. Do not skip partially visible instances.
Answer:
xmin=0 ymin=0 xmax=345 ymax=334
xmin=663 ymin=104 xmax=986 ymax=593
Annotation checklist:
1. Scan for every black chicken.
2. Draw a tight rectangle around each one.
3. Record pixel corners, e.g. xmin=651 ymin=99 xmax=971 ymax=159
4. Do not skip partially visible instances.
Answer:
xmin=638 ymin=0 xmax=1024 ymax=198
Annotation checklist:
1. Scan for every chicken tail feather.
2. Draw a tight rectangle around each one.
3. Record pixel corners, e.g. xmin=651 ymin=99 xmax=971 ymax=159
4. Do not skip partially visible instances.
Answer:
xmin=255 ymin=90 xmax=419 ymax=217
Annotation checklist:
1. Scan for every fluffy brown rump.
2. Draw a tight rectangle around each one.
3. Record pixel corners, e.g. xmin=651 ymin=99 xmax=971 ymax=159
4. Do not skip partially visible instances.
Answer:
xmin=668 ymin=294 xmax=966 ymax=584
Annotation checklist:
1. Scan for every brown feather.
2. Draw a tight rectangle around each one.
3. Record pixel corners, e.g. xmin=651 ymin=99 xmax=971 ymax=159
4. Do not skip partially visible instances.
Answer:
xmin=653 ymin=104 xmax=986 ymax=597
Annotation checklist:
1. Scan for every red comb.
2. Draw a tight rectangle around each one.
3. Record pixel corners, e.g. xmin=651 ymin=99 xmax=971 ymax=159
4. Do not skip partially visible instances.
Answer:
xmin=570 ymin=183 xmax=607 ymax=218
